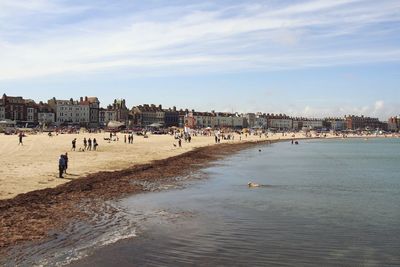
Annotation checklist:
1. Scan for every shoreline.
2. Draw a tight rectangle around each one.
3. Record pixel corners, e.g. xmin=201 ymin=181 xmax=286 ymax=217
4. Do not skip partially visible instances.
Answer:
xmin=0 ymin=132 xmax=299 ymax=200
xmin=0 ymin=135 xmax=393 ymax=258
xmin=0 ymin=138 xmax=281 ymax=252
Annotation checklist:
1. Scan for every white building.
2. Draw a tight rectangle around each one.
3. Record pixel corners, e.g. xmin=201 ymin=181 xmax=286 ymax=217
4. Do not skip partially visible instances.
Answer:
xmin=192 ymin=112 xmax=214 ymax=128
xmin=267 ymin=114 xmax=293 ymax=130
xmin=232 ymin=115 xmax=245 ymax=128
xmin=326 ymin=119 xmax=346 ymax=131
xmin=48 ymin=98 xmax=90 ymax=126
xmin=255 ymin=114 xmax=268 ymax=129
xmin=304 ymin=119 xmax=323 ymax=129
xmin=79 ymin=96 xmax=100 ymax=127
xmin=293 ymin=118 xmax=324 ymax=130
xmin=216 ymin=113 xmax=233 ymax=128
xmin=37 ymin=102 xmax=55 ymax=125
xmin=26 ymin=107 xmax=36 ymax=123
xmin=99 ymin=108 xmax=117 ymax=126
xmin=189 ymin=112 xmax=244 ymax=129
xmin=245 ymin=113 xmax=256 ymax=128
xmin=38 ymin=112 xmax=55 ymax=125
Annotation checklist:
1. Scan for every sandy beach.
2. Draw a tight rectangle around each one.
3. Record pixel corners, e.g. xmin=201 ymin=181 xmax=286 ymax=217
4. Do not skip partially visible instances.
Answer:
xmin=0 ymin=131 xmax=310 ymax=200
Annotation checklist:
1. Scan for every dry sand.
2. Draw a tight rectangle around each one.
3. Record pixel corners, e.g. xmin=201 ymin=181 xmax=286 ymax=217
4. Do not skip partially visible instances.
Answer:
xmin=0 ymin=131 xmax=321 ymax=200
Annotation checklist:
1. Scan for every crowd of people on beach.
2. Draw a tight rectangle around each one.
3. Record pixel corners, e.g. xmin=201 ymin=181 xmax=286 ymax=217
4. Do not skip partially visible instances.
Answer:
xmin=9 ymin=127 xmax=399 ymax=180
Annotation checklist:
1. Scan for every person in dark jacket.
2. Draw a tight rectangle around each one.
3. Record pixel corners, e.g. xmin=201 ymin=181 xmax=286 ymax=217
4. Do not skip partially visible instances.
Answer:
xmin=62 ymin=153 xmax=69 ymax=174
xmin=93 ymin=138 xmax=98 ymax=151
xmin=72 ymin=138 xmax=77 ymax=151
xmin=88 ymin=138 xmax=92 ymax=151
xmin=18 ymin=132 xmax=24 ymax=146
xmin=59 ymin=155 xmax=66 ymax=178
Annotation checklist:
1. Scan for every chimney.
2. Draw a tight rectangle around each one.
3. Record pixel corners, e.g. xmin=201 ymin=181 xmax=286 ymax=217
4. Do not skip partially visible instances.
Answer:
xmin=80 ymin=97 xmax=83 ymax=102
xmin=85 ymin=96 xmax=88 ymax=102
xmin=159 ymin=104 xmax=162 ymax=109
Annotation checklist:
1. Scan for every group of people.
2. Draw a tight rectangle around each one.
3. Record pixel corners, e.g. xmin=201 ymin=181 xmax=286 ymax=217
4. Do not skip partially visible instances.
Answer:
xmin=71 ymin=137 xmax=98 ymax=151
xmin=124 ymin=134 xmax=134 ymax=144
xmin=173 ymin=132 xmax=193 ymax=148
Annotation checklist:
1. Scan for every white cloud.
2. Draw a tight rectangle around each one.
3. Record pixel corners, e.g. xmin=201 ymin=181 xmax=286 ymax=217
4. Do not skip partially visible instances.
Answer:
xmin=374 ymin=100 xmax=384 ymax=111
xmin=280 ymin=101 xmax=395 ymax=120
xmin=0 ymin=0 xmax=400 ymax=80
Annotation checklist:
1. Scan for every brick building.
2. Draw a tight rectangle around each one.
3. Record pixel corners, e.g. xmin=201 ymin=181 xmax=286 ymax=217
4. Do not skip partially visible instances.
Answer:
xmin=132 ymin=104 xmax=165 ymax=127
xmin=388 ymin=116 xmax=400 ymax=132
xmin=1 ymin=94 xmax=27 ymax=122
xmin=345 ymin=115 xmax=385 ymax=130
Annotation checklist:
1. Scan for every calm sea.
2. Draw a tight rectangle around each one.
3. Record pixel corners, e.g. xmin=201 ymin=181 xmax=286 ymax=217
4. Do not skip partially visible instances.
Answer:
xmin=70 ymin=138 xmax=399 ymax=266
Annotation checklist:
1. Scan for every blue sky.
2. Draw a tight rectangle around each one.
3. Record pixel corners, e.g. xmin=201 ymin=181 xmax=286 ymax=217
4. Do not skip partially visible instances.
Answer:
xmin=0 ymin=0 xmax=399 ymax=119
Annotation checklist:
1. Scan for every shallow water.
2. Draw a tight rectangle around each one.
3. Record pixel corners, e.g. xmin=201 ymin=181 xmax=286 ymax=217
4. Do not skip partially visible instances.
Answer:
xmin=69 ymin=138 xmax=400 ymax=267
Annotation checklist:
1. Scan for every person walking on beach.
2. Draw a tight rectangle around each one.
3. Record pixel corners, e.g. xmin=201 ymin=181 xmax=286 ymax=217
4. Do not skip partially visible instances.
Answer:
xmin=83 ymin=138 xmax=87 ymax=150
xmin=18 ymin=132 xmax=24 ymax=146
xmin=58 ymin=154 xmax=66 ymax=178
xmin=178 ymin=138 xmax=182 ymax=148
xmin=124 ymin=135 xmax=127 ymax=143
xmin=88 ymin=138 xmax=92 ymax=151
xmin=72 ymin=138 xmax=77 ymax=151
xmin=93 ymin=138 xmax=98 ymax=151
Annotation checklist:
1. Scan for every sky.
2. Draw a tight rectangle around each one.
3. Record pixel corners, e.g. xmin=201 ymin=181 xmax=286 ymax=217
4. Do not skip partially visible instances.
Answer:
xmin=0 ymin=0 xmax=399 ymax=120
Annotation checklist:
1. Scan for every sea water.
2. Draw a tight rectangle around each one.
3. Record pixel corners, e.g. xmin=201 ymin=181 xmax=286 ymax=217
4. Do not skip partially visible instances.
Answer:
xmin=70 ymin=138 xmax=400 ymax=266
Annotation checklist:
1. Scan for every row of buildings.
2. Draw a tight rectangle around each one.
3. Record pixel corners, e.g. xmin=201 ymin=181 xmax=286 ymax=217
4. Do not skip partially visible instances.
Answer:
xmin=0 ymin=94 xmax=398 ymax=131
